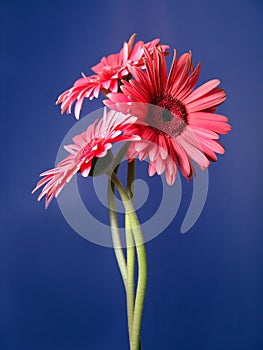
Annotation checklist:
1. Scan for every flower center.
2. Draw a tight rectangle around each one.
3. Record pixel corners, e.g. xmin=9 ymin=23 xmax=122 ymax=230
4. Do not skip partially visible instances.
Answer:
xmin=149 ymin=95 xmax=188 ymax=137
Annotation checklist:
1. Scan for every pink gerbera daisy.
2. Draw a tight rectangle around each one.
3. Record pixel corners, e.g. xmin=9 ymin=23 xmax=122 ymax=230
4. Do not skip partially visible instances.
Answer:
xmin=105 ymin=48 xmax=231 ymax=185
xmin=56 ymin=34 xmax=169 ymax=119
xmin=32 ymin=109 xmax=140 ymax=208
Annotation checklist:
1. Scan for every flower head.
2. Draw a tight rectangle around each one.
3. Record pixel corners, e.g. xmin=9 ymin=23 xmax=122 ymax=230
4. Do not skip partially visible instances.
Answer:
xmin=56 ymin=34 xmax=169 ymax=119
xmin=32 ymin=109 xmax=140 ymax=207
xmin=105 ymin=48 xmax=231 ymax=185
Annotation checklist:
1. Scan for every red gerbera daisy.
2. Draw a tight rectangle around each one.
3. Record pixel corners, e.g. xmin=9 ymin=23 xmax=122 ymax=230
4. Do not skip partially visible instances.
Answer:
xmin=56 ymin=34 xmax=169 ymax=119
xmin=32 ymin=109 xmax=140 ymax=208
xmin=105 ymin=48 xmax=231 ymax=185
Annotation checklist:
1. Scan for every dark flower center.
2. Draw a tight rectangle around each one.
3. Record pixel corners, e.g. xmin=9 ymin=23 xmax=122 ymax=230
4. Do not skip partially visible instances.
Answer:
xmin=149 ymin=95 xmax=188 ymax=137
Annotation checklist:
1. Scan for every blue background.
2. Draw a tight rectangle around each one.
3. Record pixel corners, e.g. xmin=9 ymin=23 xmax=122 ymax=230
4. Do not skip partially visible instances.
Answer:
xmin=1 ymin=0 xmax=263 ymax=349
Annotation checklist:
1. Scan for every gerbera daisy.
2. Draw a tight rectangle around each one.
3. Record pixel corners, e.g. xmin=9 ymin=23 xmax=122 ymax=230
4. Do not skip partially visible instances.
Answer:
xmin=32 ymin=109 xmax=140 ymax=208
xmin=105 ymin=48 xmax=231 ymax=185
xmin=56 ymin=34 xmax=169 ymax=119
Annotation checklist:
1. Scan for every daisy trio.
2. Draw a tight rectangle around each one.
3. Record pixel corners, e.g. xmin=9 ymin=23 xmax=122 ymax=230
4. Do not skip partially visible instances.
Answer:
xmin=33 ymin=34 xmax=231 ymax=350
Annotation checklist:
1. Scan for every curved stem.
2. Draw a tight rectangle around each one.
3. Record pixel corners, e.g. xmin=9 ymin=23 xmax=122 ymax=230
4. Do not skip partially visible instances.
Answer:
xmin=110 ymin=172 xmax=147 ymax=350
xmin=125 ymin=213 xmax=134 ymax=344
xmin=107 ymin=145 xmax=134 ymax=349
xmin=108 ymin=179 xmax=127 ymax=289
xmin=107 ymin=143 xmax=133 ymax=290
xmin=126 ymin=160 xmax=136 ymax=345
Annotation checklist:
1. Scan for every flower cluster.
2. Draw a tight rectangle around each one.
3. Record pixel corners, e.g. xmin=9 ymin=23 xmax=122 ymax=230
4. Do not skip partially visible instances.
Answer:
xmin=33 ymin=34 xmax=231 ymax=206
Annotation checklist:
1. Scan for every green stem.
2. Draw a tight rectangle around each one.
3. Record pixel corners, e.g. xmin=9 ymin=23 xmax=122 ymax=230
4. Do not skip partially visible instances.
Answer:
xmin=110 ymin=172 xmax=147 ymax=350
xmin=107 ymin=172 xmax=127 ymax=290
xmin=126 ymin=160 xmax=136 ymax=346
xmin=125 ymin=213 xmax=135 ymax=345
xmin=107 ymin=143 xmax=132 ymax=290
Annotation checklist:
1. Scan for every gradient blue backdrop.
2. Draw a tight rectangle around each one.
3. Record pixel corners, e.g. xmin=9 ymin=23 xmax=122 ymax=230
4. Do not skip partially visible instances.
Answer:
xmin=1 ymin=0 xmax=262 ymax=349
